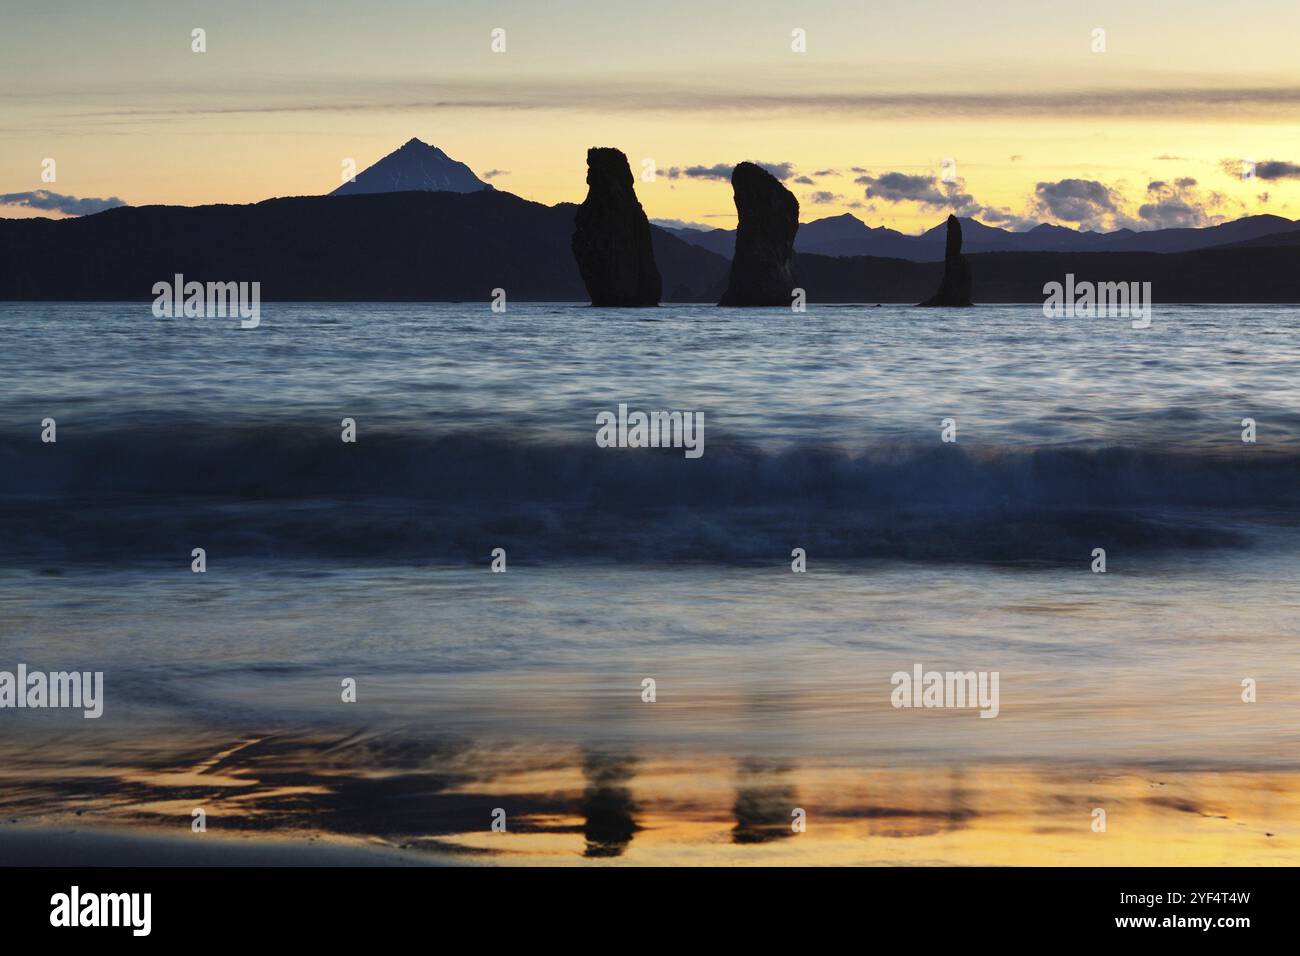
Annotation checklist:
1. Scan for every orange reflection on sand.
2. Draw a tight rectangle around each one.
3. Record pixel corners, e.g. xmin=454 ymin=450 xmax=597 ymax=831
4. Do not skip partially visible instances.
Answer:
xmin=0 ymin=730 xmax=1295 ymax=865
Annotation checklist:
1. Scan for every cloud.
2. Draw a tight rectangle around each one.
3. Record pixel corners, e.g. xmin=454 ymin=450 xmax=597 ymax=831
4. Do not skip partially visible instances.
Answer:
xmin=1220 ymin=158 xmax=1300 ymax=180
xmin=1137 ymin=178 xmax=1223 ymax=228
xmin=1254 ymin=160 xmax=1300 ymax=180
xmin=1027 ymin=176 xmax=1224 ymax=230
xmin=1145 ymin=177 xmax=1197 ymax=191
xmin=811 ymin=169 xmax=838 ymax=177
xmin=62 ymin=76 xmax=1300 ymax=123
xmin=793 ymin=175 xmax=815 ymax=185
xmin=979 ymin=207 xmax=1015 ymax=223
xmin=480 ymin=168 xmax=509 ymax=179
xmin=1031 ymin=179 xmax=1123 ymax=228
xmin=851 ymin=168 xmax=1048 ymax=229
xmin=807 ymin=191 xmax=840 ymax=204
xmin=662 ymin=161 xmax=796 ymax=182
xmin=0 ymin=190 xmax=125 ymax=216
xmin=750 ymin=161 xmax=795 ymax=181
xmin=663 ymin=163 xmax=731 ymax=181
xmin=978 ymin=206 xmax=1040 ymax=231
xmin=855 ymin=170 xmax=976 ymax=213
xmin=1154 ymin=154 xmax=1187 ymax=161
xmin=649 ymin=217 xmax=713 ymax=231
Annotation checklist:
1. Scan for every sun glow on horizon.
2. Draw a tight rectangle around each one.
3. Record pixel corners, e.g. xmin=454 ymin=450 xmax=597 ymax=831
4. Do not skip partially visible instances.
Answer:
xmin=3 ymin=1 xmax=1300 ymax=231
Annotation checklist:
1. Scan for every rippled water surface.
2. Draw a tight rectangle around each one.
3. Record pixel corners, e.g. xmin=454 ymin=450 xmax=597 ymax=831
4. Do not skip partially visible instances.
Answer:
xmin=4 ymin=302 xmax=1300 ymax=448
xmin=1 ymin=303 xmax=1297 ymax=864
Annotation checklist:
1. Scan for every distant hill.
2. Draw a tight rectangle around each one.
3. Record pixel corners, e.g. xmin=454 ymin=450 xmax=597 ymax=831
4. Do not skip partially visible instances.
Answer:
xmin=665 ymin=212 xmax=1300 ymax=262
xmin=0 ymin=190 xmax=729 ymax=303
xmin=1102 ymin=215 xmax=1298 ymax=253
xmin=796 ymin=245 xmax=1300 ymax=303
xmin=1 ymin=191 xmax=1296 ymax=303
xmin=1213 ymin=228 xmax=1300 ymax=250
xmin=331 ymin=138 xmax=492 ymax=196
xmin=657 ymin=225 xmax=736 ymax=258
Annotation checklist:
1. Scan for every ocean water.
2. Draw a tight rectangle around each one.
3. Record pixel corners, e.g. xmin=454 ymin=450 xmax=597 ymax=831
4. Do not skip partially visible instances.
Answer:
xmin=1 ymin=302 xmax=1298 ymax=864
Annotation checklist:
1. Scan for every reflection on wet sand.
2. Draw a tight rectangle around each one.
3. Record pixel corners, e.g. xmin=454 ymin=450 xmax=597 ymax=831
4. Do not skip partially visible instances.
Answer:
xmin=580 ymin=752 xmax=639 ymax=858
xmin=0 ymin=727 xmax=1296 ymax=865
xmin=732 ymin=760 xmax=798 ymax=844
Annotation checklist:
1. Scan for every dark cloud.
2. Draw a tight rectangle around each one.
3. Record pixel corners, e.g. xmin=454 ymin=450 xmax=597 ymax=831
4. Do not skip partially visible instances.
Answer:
xmin=811 ymin=168 xmax=838 ymax=177
xmin=851 ymin=168 xmax=1048 ymax=229
xmin=855 ymin=171 xmax=976 ymax=212
xmin=807 ymin=191 xmax=840 ymax=204
xmin=793 ymin=175 xmax=815 ymax=185
xmin=1219 ymin=158 xmax=1300 ymax=180
xmin=752 ymin=161 xmax=796 ymax=181
xmin=1031 ymin=179 xmax=1121 ymax=228
xmin=1254 ymin=160 xmax=1300 ymax=180
xmin=0 ymin=190 xmax=126 ymax=216
xmin=662 ymin=161 xmax=795 ymax=182
xmin=1138 ymin=197 xmax=1208 ymax=228
xmin=662 ymin=163 xmax=728 ymax=181
xmin=979 ymin=206 xmax=1040 ymax=230
xmin=480 ymin=168 xmax=509 ymax=179
xmin=1138 ymin=178 xmax=1221 ymax=228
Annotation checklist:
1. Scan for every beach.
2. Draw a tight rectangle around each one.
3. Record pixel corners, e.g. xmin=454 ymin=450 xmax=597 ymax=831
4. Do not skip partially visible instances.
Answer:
xmin=1 ymin=302 xmax=1298 ymax=865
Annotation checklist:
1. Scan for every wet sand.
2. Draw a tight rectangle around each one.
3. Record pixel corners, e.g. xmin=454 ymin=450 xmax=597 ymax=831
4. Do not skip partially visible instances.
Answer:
xmin=1 ymin=729 xmax=1295 ymax=866
xmin=0 ymin=824 xmax=437 ymax=866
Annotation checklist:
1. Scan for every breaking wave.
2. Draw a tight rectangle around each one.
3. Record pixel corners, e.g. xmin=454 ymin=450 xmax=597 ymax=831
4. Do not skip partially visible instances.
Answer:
xmin=2 ymin=424 xmax=1296 ymax=565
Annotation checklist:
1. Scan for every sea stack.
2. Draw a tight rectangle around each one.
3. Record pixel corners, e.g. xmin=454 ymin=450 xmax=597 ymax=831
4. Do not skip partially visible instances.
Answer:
xmin=917 ymin=214 xmax=973 ymax=307
xmin=719 ymin=162 xmax=800 ymax=306
xmin=571 ymin=147 xmax=662 ymax=307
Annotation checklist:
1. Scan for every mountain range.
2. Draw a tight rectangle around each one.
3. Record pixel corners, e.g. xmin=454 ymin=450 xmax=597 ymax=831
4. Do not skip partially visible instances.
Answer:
xmin=660 ymin=211 xmax=1300 ymax=261
xmin=2 ymin=139 xmax=1298 ymax=302
xmin=330 ymin=140 xmax=1300 ymax=260
xmin=0 ymin=190 xmax=729 ymax=302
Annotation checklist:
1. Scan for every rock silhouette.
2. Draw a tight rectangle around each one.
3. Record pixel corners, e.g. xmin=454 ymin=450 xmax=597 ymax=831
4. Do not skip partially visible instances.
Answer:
xmin=571 ymin=147 xmax=662 ymax=306
xmin=719 ymin=162 xmax=800 ymax=306
xmin=917 ymin=214 xmax=973 ymax=306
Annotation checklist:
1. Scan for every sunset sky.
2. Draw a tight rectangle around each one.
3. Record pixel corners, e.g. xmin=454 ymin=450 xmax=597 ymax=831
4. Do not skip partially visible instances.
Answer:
xmin=4 ymin=0 xmax=1300 ymax=232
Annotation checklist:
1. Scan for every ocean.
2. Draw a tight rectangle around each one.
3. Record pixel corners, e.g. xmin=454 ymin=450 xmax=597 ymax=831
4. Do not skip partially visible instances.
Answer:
xmin=1 ymin=301 xmax=1297 ymax=864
